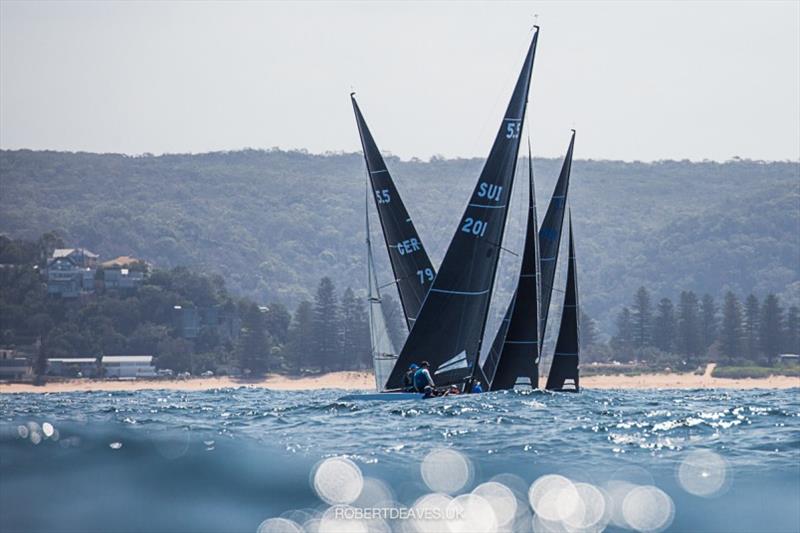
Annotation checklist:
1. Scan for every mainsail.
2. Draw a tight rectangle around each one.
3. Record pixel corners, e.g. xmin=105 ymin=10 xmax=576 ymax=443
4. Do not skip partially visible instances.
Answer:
xmin=539 ymin=131 xmax=576 ymax=345
xmin=384 ymin=29 xmax=539 ymax=391
xmin=484 ymin=140 xmax=542 ymax=390
xmin=545 ymin=213 xmax=580 ymax=391
xmin=365 ymin=183 xmax=398 ymax=391
xmin=352 ymin=94 xmax=436 ymax=331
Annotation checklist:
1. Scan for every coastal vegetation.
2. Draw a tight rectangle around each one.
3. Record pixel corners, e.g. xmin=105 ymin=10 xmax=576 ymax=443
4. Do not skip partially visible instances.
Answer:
xmin=1 ymin=149 xmax=797 ymax=336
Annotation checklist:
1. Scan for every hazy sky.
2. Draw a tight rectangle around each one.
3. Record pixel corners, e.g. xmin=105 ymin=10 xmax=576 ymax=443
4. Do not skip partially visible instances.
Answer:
xmin=1 ymin=1 xmax=798 ymax=161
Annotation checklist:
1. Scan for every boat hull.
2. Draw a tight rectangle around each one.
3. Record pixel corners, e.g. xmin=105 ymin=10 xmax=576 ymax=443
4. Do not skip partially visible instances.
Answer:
xmin=338 ymin=392 xmax=425 ymax=402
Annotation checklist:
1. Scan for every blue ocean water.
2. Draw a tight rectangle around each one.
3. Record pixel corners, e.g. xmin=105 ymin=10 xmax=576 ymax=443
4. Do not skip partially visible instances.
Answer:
xmin=1 ymin=387 xmax=798 ymax=533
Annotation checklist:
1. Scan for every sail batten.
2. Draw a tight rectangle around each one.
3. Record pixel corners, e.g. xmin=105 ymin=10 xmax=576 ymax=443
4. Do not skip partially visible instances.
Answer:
xmin=385 ymin=29 xmax=540 ymax=391
xmin=352 ymin=96 xmax=437 ymax=332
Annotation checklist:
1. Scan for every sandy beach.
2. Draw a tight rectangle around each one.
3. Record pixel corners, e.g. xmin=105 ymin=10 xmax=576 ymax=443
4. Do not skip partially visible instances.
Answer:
xmin=1 ymin=365 xmax=798 ymax=393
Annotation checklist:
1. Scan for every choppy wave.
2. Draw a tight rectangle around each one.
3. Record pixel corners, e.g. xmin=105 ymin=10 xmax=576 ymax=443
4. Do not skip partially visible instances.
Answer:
xmin=1 ymin=387 xmax=798 ymax=532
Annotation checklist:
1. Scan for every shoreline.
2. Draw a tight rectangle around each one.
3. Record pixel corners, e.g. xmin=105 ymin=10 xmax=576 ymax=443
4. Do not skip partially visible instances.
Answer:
xmin=1 ymin=367 xmax=798 ymax=394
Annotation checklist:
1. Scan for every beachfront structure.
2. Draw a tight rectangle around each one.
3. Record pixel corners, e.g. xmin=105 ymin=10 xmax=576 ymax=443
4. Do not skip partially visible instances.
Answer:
xmin=46 ymin=248 xmax=99 ymax=298
xmin=101 ymin=355 xmax=156 ymax=378
xmin=0 ymin=349 xmax=32 ymax=380
xmin=47 ymin=357 xmax=99 ymax=377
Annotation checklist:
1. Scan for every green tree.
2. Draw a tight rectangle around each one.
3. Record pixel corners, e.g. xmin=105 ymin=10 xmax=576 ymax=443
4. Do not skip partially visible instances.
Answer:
xmin=676 ymin=291 xmax=701 ymax=362
xmin=264 ymin=302 xmax=291 ymax=345
xmin=156 ymin=337 xmax=193 ymax=372
xmin=580 ymin=310 xmax=598 ymax=350
xmin=237 ymin=303 xmax=271 ymax=375
xmin=611 ymin=307 xmax=634 ymax=360
xmin=743 ymin=294 xmax=760 ymax=360
xmin=759 ymin=294 xmax=783 ymax=366
xmin=631 ymin=286 xmax=653 ymax=351
xmin=340 ymin=287 xmax=370 ymax=370
xmin=720 ymin=292 xmax=743 ymax=362
xmin=313 ymin=277 xmax=340 ymax=372
xmin=652 ymin=297 xmax=676 ymax=353
xmin=700 ymin=294 xmax=718 ymax=353
xmin=287 ymin=300 xmax=315 ymax=373
xmin=784 ymin=306 xmax=800 ymax=354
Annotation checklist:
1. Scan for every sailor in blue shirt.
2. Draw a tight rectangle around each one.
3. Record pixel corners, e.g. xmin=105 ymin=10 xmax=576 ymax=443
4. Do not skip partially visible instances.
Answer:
xmin=413 ymin=361 xmax=435 ymax=394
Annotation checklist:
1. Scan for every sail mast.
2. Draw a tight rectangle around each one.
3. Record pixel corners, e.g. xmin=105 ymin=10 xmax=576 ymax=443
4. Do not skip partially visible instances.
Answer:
xmin=365 ymin=174 xmax=397 ymax=391
xmin=385 ymin=28 xmax=540 ymax=390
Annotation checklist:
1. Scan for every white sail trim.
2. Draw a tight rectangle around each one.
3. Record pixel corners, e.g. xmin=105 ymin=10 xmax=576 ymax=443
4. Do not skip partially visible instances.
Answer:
xmin=434 ymin=350 xmax=469 ymax=375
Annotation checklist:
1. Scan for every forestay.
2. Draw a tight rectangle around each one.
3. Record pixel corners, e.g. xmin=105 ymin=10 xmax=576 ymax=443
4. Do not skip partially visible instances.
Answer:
xmin=352 ymin=95 xmax=436 ymax=332
xmin=384 ymin=29 xmax=540 ymax=390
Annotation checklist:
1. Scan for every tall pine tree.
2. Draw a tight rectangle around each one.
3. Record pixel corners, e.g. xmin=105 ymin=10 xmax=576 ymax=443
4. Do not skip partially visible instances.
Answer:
xmin=759 ymin=294 xmax=783 ymax=366
xmin=631 ymin=286 xmax=653 ymax=351
xmin=652 ymin=297 xmax=676 ymax=353
xmin=340 ymin=287 xmax=371 ymax=370
xmin=700 ymin=294 xmax=718 ymax=353
xmin=237 ymin=303 xmax=271 ymax=375
xmin=313 ymin=277 xmax=341 ymax=372
xmin=743 ymin=294 xmax=760 ymax=361
xmin=677 ymin=291 xmax=701 ymax=363
xmin=580 ymin=310 xmax=598 ymax=350
xmin=784 ymin=306 xmax=800 ymax=354
xmin=287 ymin=300 xmax=315 ymax=373
xmin=720 ymin=292 xmax=743 ymax=363
xmin=611 ymin=307 xmax=635 ymax=360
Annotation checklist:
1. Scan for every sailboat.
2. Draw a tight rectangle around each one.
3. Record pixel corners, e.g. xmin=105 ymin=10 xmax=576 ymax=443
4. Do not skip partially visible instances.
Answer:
xmin=483 ymin=131 xmax=576 ymax=391
xmin=351 ymin=95 xmax=437 ymax=333
xmin=382 ymin=28 xmax=539 ymax=392
xmin=482 ymin=140 xmax=542 ymax=390
xmin=545 ymin=213 xmax=580 ymax=392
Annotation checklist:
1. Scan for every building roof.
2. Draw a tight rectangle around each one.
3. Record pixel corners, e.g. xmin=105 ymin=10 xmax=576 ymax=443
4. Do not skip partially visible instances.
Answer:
xmin=52 ymin=248 xmax=99 ymax=259
xmin=48 ymin=358 xmax=97 ymax=363
xmin=101 ymin=256 xmax=143 ymax=268
xmin=101 ymin=355 xmax=153 ymax=364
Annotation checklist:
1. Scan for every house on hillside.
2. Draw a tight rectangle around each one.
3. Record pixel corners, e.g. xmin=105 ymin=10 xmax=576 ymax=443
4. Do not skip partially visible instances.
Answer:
xmin=99 ymin=256 xmax=149 ymax=291
xmin=173 ymin=305 xmax=240 ymax=342
xmin=46 ymin=248 xmax=99 ymax=298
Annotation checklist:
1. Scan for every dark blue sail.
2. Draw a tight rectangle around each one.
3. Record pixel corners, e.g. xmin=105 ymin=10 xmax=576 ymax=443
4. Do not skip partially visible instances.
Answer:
xmin=539 ymin=131 xmax=575 ymax=345
xmin=545 ymin=213 xmax=580 ymax=392
xmin=352 ymin=95 xmax=436 ymax=331
xmin=483 ymin=141 xmax=541 ymax=390
xmin=385 ymin=29 xmax=539 ymax=391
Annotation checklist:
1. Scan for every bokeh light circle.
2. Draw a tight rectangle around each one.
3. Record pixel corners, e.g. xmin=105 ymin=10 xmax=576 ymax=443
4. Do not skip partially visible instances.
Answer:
xmin=446 ymin=493 xmax=498 ymax=533
xmin=622 ymin=485 xmax=674 ymax=532
xmin=420 ymin=448 xmax=472 ymax=494
xmin=677 ymin=449 xmax=729 ymax=497
xmin=472 ymin=481 xmax=517 ymax=527
xmin=528 ymin=474 xmax=580 ymax=522
xmin=257 ymin=517 xmax=304 ymax=533
xmin=410 ymin=493 xmax=453 ymax=533
xmin=313 ymin=457 xmax=364 ymax=505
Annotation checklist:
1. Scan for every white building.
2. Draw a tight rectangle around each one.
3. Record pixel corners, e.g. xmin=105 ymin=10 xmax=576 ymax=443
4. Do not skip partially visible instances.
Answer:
xmin=101 ymin=355 xmax=156 ymax=379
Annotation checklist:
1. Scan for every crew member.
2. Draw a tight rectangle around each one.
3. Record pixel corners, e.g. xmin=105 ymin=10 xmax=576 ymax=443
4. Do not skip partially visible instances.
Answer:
xmin=413 ymin=361 xmax=435 ymax=394
xmin=403 ymin=363 xmax=419 ymax=391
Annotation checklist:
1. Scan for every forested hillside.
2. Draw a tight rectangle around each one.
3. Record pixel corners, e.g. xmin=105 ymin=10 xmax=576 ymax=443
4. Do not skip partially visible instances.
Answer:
xmin=1 ymin=149 xmax=797 ymax=334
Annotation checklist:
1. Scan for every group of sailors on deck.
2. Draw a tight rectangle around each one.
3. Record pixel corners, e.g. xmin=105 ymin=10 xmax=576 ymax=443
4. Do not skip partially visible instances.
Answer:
xmin=402 ymin=362 xmax=483 ymax=397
